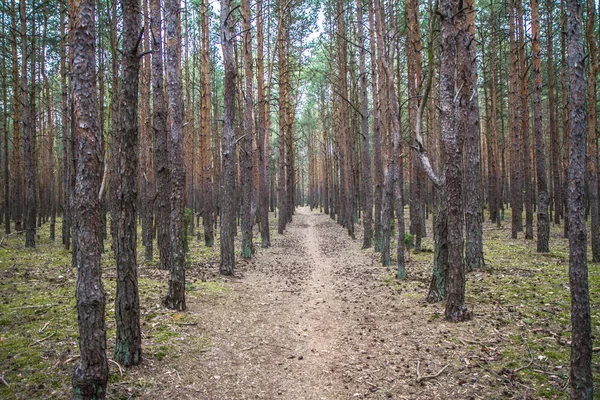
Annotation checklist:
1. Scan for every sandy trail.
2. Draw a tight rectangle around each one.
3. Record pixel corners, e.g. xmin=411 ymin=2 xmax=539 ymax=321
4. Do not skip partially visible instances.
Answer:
xmin=143 ymin=207 xmax=495 ymax=400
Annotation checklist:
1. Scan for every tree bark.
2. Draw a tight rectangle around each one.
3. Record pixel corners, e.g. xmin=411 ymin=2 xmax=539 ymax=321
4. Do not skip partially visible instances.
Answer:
xmin=566 ymin=0 xmax=594 ymax=397
xmin=531 ymin=0 xmax=549 ymax=253
xmin=219 ymin=0 xmax=236 ymax=275
xmin=113 ymin=0 xmax=142 ymax=366
xmin=585 ymin=0 xmax=600 ymax=262
xmin=163 ymin=0 xmax=187 ymax=309
xmin=509 ymin=0 xmax=522 ymax=239
xmin=71 ymin=0 xmax=109 ymax=394
xmin=150 ymin=0 xmax=171 ymax=272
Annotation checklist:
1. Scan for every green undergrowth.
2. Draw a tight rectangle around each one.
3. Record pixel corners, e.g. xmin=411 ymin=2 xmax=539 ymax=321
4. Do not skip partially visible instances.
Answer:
xmin=0 ymin=216 xmax=229 ymax=399
xmin=380 ymin=207 xmax=599 ymax=398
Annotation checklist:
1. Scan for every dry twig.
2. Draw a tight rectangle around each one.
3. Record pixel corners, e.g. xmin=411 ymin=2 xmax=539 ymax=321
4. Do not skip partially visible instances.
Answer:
xmin=416 ymin=360 xmax=450 ymax=383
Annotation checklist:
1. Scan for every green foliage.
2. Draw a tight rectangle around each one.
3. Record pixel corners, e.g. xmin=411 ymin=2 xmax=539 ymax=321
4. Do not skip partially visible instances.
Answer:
xmin=404 ymin=232 xmax=414 ymax=250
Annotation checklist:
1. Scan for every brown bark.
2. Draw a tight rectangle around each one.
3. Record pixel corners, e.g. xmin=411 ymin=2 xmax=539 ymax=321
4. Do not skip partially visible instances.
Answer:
xmin=463 ymin=0 xmax=484 ymax=270
xmin=1 ymin=10 xmax=9 ymax=235
xmin=113 ymin=0 xmax=142 ymax=366
xmin=140 ymin=0 xmax=154 ymax=262
xmin=164 ymin=0 xmax=187 ymax=309
xmin=219 ymin=0 xmax=236 ymax=275
xmin=200 ymin=0 xmax=214 ymax=247
xmin=509 ymin=0 xmax=522 ymax=239
xmin=277 ymin=0 xmax=288 ymax=235
xmin=21 ymin=0 xmax=36 ymax=248
xmin=357 ymin=0 xmax=372 ymax=249
xmin=517 ymin=0 xmax=532 ymax=240
xmin=241 ymin=0 xmax=254 ymax=258
xmin=60 ymin=0 xmax=70 ymax=248
xmin=11 ymin=0 xmax=22 ymax=233
xmin=71 ymin=0 xmax=109 ymax=394
xmin=532 ymin=0 xmax=549 ymax=253
xmin=442 ymin=0 xmax=468 ymax=322
xmin=585 ymin=0 xmax=600 ymax=262
xmin=547 ymin=1 xmax=561 ymax=226
xmin=150 ymin=0 xmax=171 ymax=272
xmin=566 ymin=0 xmax=594 ymax=397
xmin=561 ymin=0 xmax=570 ymax=238
xmin=487 ymin=1 xmax=501 ymax=226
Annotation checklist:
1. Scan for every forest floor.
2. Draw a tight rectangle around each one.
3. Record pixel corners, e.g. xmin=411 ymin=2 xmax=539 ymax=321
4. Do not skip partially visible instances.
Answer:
xmin=0 ymin=207 xmax=599 ymax=399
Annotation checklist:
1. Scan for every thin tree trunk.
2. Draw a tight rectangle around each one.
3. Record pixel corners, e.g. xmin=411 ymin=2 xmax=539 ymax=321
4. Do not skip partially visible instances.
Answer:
xmin=547 ymin=1 xmax=561 ymax=226
xmin=509 ymin=0 xmax=522 ymax=239
xmin=241 ymin=0 xmax=254 ymax=258
xmin=220 ymin=0 xmax=237 ymax=275
xmin=150 ymin=0 xmax=171 ymax=272
xmin=531 ymin=0 xmax=549 ymax=253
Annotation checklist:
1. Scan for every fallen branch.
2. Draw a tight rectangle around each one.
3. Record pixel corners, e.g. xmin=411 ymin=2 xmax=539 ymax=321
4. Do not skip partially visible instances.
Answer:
xmin=416 ymin=360 xmax=450 ymax=383
xmin=513 ymin=335 xmax=534 ymax=373
xmin=109 ymin=359 xmax=124 ymax=376
xmin=0 ymin=230 xmax=26 ymax=246
xmin=29 ymin=332 xmax=55 ymax=347
xmin=0 ymin=375 xmax=8 ymax=387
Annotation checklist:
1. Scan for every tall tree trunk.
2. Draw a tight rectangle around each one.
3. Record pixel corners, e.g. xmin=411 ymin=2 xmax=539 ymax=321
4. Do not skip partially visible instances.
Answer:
xmin=566 ymin=0 xmax=594 ymax=397
xmin=442 ymin=0 xmax=468 ymax=322
xmin=463 ymin=0 xmax=484 ymax=270
xmin=487 ymin=0 xmax=501 ymax=227
xmin=547 ymin=1 xmax=561 ymax=226
xmin=517 ymin=0 xmax=533 ymax=240
xmin=140 ymin=0 xmax=154 ymax=262
xmin=113 ymin=0 xmax=142 ymax=366
xmin=241 ymin=0 xmax=254 ymax=258
xmin=368 ymin=0 xmax=383 ymax=252
xmin=60 ymin=0 xmax=70 ymax=248
xmin=357 ymin=0 xmax=372 ymax=249
xmin=277 ymin=1 xmax=287 ymax=235
xmin=150 ymin=0 xmax=171 ymax=271
xmin=1 ymin=11 xmax=9 ymax=235
xmin=164 ymin=0 xmax=187 ymax=309
xmin=531 ymin=0 xmax=549 ymax=253
xmin=585 ymin=0 xmax=600 ymax=262
xmin=509 ymin=0 xmax=522 ymax=239
xmin=561 ymin=1 xmax=570 ymax=238
xmin=71 ymin=0 xmax=109 ymax=394
xmin=200 ymin=0 xmax=214 ymax=247
xmin=22 ymin=0 xmax=36 ymax=248
xmin=407 ymin=0 xmax=424 ymax=252
xmin=11 ymin=0 xmax=22 ymax=233
xmin=257 ymin=0 xmax=270 ymax=248
xmin=220 ymin=0 xmax=236 ymax=275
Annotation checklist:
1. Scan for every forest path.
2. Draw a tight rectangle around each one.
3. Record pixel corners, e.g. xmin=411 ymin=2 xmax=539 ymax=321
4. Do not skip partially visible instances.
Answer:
xmin=153 ymin=207 xmax=480 ymax=399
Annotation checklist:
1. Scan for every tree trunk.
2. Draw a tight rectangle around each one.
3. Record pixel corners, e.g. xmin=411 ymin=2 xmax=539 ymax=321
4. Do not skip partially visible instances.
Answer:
xmin=547 ymin=1 xmax=561 ymax=226
xmin=150 ymin=0 xmax=171 ymax=272
xmin=22 ymin=0 xmax=36 ymax=248
xmin=517 ymin=0 xmax=533 ymax=240
xmin=442 ymin=0 xmax=468 ymax=322
xmin=11 ymin=1 xmax=22 ymax=234
xmin=463 ymin=0 xmax=484 ymax=270
xmin=113 ymin=0 xmax=142 ymax=366
xmin=200 ymin=0 xmax=214 ymax=247
xmin=241 ymin=0 xmax=254 ymax=258
xmin=585 ymin=0 xmax=600 ymax=262
xmin=219 ymin=0 xmax=236 ymax=275
xmin=357 ymin=0 xmax=372 ymax=249
xmin=509 ymin=0 xmax=522 ymax=239
xmin=71 ymin=0 xmax=109 ymax=394
xmin=565 ymin=0 xmax=594 ymax=397
xmin=163 ymin=0 xmax=187 ymax=309
xmin=531 ymin=0 xmax=549 ymax=253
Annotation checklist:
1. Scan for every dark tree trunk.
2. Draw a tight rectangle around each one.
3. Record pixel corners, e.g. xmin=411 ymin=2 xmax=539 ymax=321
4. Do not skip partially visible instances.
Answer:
xmin=219 ymin=0 xmax=236 ymax=275
xmin=11 ymin=1 xmax=22 ymax=234
xmin=71 ymin=0 xmax=109 ymax=395
xmin=22 ymin=0 xmax=36 ymax=248
xmin=1 ymin=11 xmax=9 ymax=235
xmin=509 ymin=0 xmax=522 ymax=239
xmin=463 ymin=0 xmax=484 ymax=270
xmin=517 ymin=0 xmax=533 ymax=240
xmin=277 ymin=3 xmax=287 ymax=235
xmin=561 ymin=1 xmax=570 ymax=238
xmin=368 ymin=0 xmax=383 ymax=252
xmin=163 ymin=0 xmax=187 ymax=310
xmin=241 ymin=0 xmax=254 ymax=258
xmin=487 ymin=2 xmax=501 ymax=227
xmin=357 ymin=0 xmax=372 ymax=249
xmin=532 ymin=0 xmax=549 ymax=253
xmin=257 ymin=0 xmax=270 ymax=248
xmin=150 ymin=0 xmax=171 ymax=272
xmin=566 ymin=0 xmax=594 ymax=397
xmin=113 ymin=0 xmax=142 ymax=366
xmin=547 ymin=1 xmax=561 ymax=226
xmin=442 ymin=0 xmax=468 ymax=322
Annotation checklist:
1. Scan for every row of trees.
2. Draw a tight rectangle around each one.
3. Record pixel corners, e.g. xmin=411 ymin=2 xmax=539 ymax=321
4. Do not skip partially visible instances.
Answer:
xmin=0 ymin=0 xmax=595 ymax=397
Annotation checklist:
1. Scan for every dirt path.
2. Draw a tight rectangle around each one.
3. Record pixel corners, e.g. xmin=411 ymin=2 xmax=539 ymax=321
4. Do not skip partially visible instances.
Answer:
xmin=139 ymin=208 xmax=498 ymax=399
